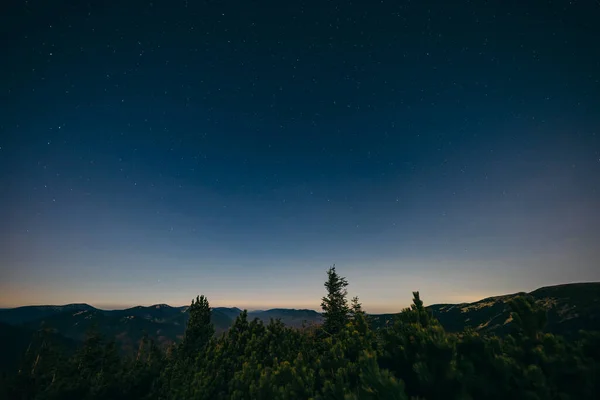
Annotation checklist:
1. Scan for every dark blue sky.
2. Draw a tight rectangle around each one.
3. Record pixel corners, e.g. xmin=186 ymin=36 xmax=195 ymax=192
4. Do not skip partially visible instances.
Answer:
xmin=2 ymin=0 xmax=599 ymax=311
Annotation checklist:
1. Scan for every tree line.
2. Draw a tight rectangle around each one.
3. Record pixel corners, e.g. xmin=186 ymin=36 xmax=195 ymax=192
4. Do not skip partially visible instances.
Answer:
xmin=1 ymin=266 xmax=599 ymax=399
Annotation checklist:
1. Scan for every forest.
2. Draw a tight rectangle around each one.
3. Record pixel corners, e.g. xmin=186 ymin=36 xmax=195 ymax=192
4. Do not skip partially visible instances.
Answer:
xmin=1 ymin=267 xmax=599 ymax=400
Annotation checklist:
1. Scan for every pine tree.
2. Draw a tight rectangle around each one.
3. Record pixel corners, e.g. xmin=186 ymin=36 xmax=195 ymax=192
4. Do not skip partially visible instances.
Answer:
xmin=160 ymin=295 xmax=215 ymax=399
xmin=351 ymin=296 xmax=363 ymax=317
xmin=321 ymin=265 xmax=350 ymax=335
xmin=181 ymin=295 xmax=215 ymax=357
xmin=2 ymin=277 xmax=600 ymax=400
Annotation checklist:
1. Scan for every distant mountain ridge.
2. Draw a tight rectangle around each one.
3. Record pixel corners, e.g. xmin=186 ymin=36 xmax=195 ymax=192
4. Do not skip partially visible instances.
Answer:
xmin=0 ymin=303 xmax=96 ymax=325
xmin=370 ymin=282 xmax=600 ymax=336
xmin=1 ymin=282 xmax=599 ymax=355
xmin=0 ymin=304 xmax=323 ymax=353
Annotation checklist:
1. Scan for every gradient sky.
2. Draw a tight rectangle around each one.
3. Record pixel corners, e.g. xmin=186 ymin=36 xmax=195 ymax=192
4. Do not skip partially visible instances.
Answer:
xmin=1 ymin=0 xmax=599 ymax=313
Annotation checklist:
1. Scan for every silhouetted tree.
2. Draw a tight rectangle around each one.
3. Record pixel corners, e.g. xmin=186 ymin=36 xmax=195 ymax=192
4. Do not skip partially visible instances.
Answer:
xmin=351 ymin=295 xmax=363 ymax=316
xmin=2 ymin=275 xmax=600 ymax=400
xmin=181 ymin=295 xmax=214 ymax=357
xmin=321 ymin=265 xmax=350 ymax=335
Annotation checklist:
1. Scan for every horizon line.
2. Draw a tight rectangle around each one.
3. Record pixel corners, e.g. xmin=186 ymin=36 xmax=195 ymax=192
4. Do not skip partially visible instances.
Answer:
xmin=2 ymin=281 xmax=597 ymax=312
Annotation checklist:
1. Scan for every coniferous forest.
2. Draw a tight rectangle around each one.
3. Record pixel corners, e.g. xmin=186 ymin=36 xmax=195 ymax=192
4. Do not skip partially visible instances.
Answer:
xmin=2 ymin=267 xmax=599 ymax=400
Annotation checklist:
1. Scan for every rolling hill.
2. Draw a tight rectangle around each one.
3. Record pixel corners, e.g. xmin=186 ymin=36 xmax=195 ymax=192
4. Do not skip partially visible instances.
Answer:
xmin=0 ymin=304 xmax=321 ymax=354
xmin=0 ymin=303 xmax=95 ymax=325
xmin=0 ymin=304 xmax=242 ymax=353
xmin=370 ymin=282 xmax=600 ymax=337
xmin=1 ymin=282 xmax=599 ymax=359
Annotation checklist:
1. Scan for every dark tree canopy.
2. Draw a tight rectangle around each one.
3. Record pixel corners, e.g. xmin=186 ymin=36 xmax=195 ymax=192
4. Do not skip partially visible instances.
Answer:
xmin=181 ymin=295 xmax=214 ymax=356
xmin=2 ymin=268 xmax=599 ymax=400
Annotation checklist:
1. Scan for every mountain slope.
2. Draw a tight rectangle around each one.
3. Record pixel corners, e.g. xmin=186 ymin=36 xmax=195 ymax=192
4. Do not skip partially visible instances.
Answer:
xmin=371 ymin=282 xmax=600 ymax=337
xmin=248 ymin=308 xmax=323 ymax=328
xmin=2 ymin=282 xmax=598 ymax=354
xmin=0 ymin=304 xmax=95 ymax=325
xmin=529 ymin=283 xmax=600 ymax=336
xmin=0 ymin=304 xmax=240 ymax=352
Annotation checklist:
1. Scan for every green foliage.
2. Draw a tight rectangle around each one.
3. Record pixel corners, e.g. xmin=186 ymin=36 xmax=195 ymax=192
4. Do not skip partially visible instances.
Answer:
xmin=349 ymin=351 xmax=408 ymax=400
xmin=158 ymin=295 xmax=215 ymax=399
xmin=380 ymin=292 xmax=460 ymax=399
xmin=321 ymin=265 xmax=350 ymax=336
xmin=181 ymin=295 xmax=214 ymax=357
xmin=508 ymin=295 xmax=547 ymax=340
xmin=1 ymin=269 xmax=599 ymax=400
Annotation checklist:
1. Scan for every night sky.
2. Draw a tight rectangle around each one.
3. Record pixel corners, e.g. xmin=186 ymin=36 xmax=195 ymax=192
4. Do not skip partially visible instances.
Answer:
xmin=1 ymin=1 xmax=599 ymax=312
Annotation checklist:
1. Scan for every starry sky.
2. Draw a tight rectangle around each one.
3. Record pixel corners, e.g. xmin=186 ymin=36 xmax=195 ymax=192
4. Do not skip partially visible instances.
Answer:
xmin=1 ymin=0 xmax=599 ymax=312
